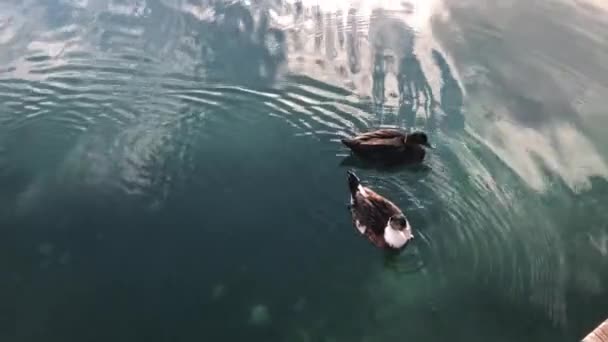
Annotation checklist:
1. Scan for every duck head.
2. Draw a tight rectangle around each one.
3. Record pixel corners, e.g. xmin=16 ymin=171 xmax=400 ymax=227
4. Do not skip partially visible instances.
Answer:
xmin=406 ymin=131 xmax=432 ymax=148
xmin=388 ymin=214 xmax=408 ymax=231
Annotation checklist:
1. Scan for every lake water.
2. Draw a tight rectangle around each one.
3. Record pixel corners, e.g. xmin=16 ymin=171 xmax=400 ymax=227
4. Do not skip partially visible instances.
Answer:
xmin=1 ymin=0 xmax=608 ymax=341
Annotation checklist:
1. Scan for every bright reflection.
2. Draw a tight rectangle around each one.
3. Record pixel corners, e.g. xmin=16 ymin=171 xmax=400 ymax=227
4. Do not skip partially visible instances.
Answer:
xmin=287 ymin=0 xmax=440 ymax=31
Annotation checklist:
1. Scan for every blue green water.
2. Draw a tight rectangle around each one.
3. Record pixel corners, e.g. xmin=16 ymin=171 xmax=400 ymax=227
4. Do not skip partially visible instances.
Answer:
xmin=1 ymin=0 xmax=607 ymax=341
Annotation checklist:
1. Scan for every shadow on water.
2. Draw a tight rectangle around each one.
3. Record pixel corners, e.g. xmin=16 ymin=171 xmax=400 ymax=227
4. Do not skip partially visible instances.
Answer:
xmin=432 ymin=49 xmax=465 ymax=132
xmin=362 ymin=7 xmax=465 ymax=137
xmin=339 ymin=154 xmax=433 ymax=175
xmin=196 ymin=1 xmax=288 ymax=85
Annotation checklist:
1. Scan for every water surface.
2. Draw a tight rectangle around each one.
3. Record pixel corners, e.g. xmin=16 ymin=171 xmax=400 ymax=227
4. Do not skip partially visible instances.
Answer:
xmin=1 ymin=0 xmax=608 ymax=341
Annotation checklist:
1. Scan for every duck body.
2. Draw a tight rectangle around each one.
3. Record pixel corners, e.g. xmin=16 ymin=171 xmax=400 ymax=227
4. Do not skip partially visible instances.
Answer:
xmin=341 ymin=129 xmax=429 ymax=165
xmin=346 ymin=171 xmax=413 ymax=250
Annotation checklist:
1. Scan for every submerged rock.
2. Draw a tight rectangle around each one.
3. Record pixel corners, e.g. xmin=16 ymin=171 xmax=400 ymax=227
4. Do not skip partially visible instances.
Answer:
xmin=59 ymin=252 xmax=71 ymax=265
xmin=293 ymin=297 xmax=307 ymax=312
xmin=38 ymin=242 xmax=54 ymax=256
xmin=324 ymin=336 xmax=338 ymax=342
xmin=249 ymin=304 xmax=271 ymax=326
xmin=211 ymin=284 xmax=225 ymax=300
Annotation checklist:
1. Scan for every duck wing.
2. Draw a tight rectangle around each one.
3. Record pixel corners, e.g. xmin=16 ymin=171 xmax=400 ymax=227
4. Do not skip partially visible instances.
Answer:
xmin=363 ymin=188 xmax=403 ymax=219
xmin=352 ymin=187 xmax=403 ymax=236
xmin=355 ymin=129 xmax=405 ymax=142
xmin=342 ymin=129 xmax=405 ymax=149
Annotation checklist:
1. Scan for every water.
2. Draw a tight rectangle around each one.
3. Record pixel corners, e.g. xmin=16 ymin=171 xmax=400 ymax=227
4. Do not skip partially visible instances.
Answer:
xmin=1 ymin=0 xmax=607 ymax=341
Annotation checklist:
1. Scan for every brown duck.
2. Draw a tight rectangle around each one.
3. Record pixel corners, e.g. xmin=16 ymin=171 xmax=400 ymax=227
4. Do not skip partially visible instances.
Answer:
xmin=341 ymin=129 xmax=432 ymax=164
xmin=347 ymin=170 xmax=413 ymax=250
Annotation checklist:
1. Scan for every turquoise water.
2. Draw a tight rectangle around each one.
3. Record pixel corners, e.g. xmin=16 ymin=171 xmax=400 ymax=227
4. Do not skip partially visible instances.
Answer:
xmin=1 ymin=0 xmax=607 ymax=341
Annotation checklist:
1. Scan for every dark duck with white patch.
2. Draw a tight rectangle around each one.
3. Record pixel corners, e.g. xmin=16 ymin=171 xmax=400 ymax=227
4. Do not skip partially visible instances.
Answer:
xmin=346 ymin=170 xmax=413 ymax=250
xmin=341 ymin=129 xmax=432 ymax=165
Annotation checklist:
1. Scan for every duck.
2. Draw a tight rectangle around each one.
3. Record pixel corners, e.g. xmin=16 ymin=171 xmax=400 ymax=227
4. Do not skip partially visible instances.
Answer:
xmin=346 ymin=170 xmax=413 ymax=250
xmin=340 ymin=129 xmax=432 ymax=164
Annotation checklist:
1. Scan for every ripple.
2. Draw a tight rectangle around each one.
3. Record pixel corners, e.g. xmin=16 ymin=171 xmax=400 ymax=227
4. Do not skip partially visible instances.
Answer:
xmin=348 ymin=126 xmax=574 ymax=327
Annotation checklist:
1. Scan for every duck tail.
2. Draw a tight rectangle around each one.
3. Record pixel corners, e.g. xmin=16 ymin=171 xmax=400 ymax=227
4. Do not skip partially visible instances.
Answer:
xmin=347 ymin=170 xmax=360 ymax=197
xmin=341 ymin=138 xmax=356 ymax=149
